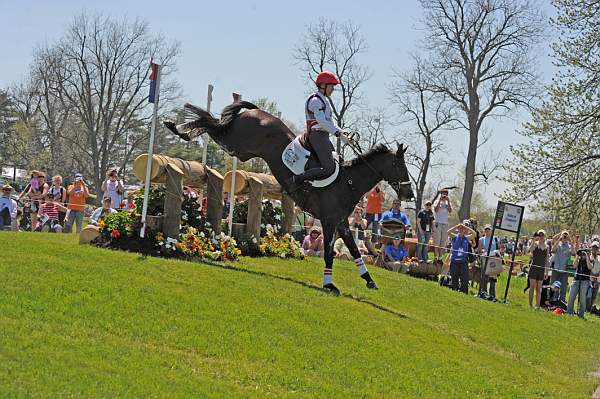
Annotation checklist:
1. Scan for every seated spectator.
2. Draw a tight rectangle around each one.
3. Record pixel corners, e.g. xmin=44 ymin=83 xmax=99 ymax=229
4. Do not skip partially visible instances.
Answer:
xmin=64 ymin=173 xmax=89 ymax=234
xmin=334 ymin=231 xmax=370 ymax=263
xmin=101 ymin=169 xmax=125 ymax=209
xmin=302 ymin=226 xmax=324 ymax=257
xmin=348 ymin=205 xmax=367 ymax=240
xmin=89 ymin=197 xmax=118 ymax=226
xmin=380 ymin=198 xmax=411 ymax=227
xmin=0 ymin=184 xmax=18 ymax=231
xmin=122 ymin=191 xmax=137 ymax=210
xmin=37 ymin=194 xmax=65 ymax=233
xmin=541 ymin=280 xmax=566 ymax=310
xmin=383 ymin=233 xmax=408 ymax=272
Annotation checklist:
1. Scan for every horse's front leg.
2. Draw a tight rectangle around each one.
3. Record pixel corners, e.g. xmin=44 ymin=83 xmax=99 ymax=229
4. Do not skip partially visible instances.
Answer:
xmin=337 ymin=222 xmax=378 ymax=290
xmin=321 ymin=222 xmax=340 ymax=295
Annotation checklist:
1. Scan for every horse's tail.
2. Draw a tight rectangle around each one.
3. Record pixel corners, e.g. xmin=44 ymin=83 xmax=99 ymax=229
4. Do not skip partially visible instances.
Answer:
xmin=181 ymin=101 xmax=259 ymax=135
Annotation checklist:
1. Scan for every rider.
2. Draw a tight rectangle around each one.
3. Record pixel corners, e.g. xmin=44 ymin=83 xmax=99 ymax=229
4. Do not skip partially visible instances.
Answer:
xmin=286 ymin=71 xmax=351 ymax=192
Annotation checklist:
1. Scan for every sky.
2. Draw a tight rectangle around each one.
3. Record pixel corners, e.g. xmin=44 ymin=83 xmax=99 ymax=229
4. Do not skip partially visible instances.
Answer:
xmin=0 ymin=0 xmax=557 ymax=206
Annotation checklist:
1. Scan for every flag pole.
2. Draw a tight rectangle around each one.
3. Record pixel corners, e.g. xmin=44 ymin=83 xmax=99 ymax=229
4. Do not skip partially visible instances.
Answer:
xmin=227 ymin=92 xmax=241 ymax=236
xmin=140 ymin=63 xmax=161 ymax=238
xmin=201 ymin=84 xmax=214 ymax=165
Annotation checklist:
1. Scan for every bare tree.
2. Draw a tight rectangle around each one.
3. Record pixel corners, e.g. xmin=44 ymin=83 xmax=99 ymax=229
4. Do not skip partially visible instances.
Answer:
xmin=31 ymin=13 xmax=181 ymax=195
xmin=419 ymin=0 xmax=544 ymax=219
xmin=390 ymin=55 xmax=457 ymax=211
xmin=293 ymin=18 xmax=371 ymax=155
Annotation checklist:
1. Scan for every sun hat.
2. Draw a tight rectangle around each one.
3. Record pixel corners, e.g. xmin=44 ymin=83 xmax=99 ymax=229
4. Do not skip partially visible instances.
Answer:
xmin=309 ymin=226 xmax=321 ymax=235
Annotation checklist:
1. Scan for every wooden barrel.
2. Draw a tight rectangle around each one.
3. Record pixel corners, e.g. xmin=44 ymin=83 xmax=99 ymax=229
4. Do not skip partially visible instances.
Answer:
xmin=133 ymin=154 xmax=213 ymax=188
xmin=223 ymin=170 xmax=282 ymax=199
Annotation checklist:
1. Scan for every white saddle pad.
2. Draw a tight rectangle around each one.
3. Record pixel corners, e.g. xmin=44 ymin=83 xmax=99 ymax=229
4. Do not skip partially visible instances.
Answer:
xmin=282 ymin=136 xmax=339 ymax=188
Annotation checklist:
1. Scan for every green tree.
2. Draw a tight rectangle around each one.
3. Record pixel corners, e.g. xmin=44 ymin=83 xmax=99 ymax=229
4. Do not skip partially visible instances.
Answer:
xmin=505 ymin=0 xmax=600 ymax=232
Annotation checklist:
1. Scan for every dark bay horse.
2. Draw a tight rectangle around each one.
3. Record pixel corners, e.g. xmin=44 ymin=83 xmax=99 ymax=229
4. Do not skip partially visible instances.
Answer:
xmin=164 ymin=101 xmax=414 ymax=295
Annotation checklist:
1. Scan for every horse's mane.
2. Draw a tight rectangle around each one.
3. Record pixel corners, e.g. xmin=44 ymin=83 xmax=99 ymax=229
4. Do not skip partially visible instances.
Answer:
xmin=344 ymin=144 xmax=392 ymax=168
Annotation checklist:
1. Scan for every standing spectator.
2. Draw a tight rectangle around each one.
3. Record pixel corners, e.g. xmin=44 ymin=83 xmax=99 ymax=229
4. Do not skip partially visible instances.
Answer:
xmin=101 ymin=169 xmax=125 ymax=209
xmin=416 ymin=201 xmax=435 ymax=263
xmin=380 ymin=199 xmax=411 ymax=226
xmin=551 ymin=231 xmax=577 ymax=302
xmin=89 ymin=197 xmax=117 ymax=226
xmin=433 ymin=189 xmax=452 ymax=262
xmin=301 ymin=226 xmax=324 ymax=257
xmin=479 ymin=224 xmax=499 ymax=299
xmin=528 ymin=230 xmax=549 ymax=308
xmin=48 ymin=175 xmax=67 ymax=225
xmin=365 ymin=184 xmax=384 ymax=241
xmin=19 ymin=170 xmax=49 ymax=231
xmin=64 ymin=173 xmax=89 ymax=234
xmin=447 ymin=221 xmax=476 ymax=294
xmin=0 ymin=184 xmax=18 ymax=231
xmin=567 ymin=248 xmax=593 ymax=318
xmin=587 ymin=241 xmax=600 ymax=314
xmin=37 ymin=194 xmax=64 ymax=233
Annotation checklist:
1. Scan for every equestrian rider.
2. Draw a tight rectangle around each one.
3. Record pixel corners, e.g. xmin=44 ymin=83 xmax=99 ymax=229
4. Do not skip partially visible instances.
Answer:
xmin=286 ymin=71 xmax=351 ymax=192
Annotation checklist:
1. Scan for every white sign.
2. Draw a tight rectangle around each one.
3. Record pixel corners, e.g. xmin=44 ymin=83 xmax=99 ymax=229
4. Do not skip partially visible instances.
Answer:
xmin=494 ymin=201 xmax=524 ymax=233
xmin=1 ymin=167 xmax=27 ymax=179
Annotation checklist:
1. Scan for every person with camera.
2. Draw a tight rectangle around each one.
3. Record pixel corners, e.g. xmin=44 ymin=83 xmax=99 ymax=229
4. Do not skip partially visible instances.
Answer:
xmin=64 ymin=173 xmax=89 ymax=234
xmin=528 ymin=230 xmax=549 ymax=308
xmin=447 ymin=221 xmax=477 ymax=294
xmin=416 ymin=200 xmax=435 ymax=263
xmin=551 ymin=231 xmax=578 ymax=302
xmin=101 ymin=169 xmax=125 ymax=209
xmin=365 ymin=184 xmax=385 ymax=242
xmin=588 ymin=242 xmax=600 ymax=314
xmin=433 ymin=189 xmax=452 ymax=262
xmin=567 ymin=246 xmax=593 ymax=318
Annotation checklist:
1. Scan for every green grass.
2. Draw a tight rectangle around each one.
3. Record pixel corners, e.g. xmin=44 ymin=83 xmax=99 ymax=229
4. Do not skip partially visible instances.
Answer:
xmin=1 ymin=232 xmax=599 ymax=398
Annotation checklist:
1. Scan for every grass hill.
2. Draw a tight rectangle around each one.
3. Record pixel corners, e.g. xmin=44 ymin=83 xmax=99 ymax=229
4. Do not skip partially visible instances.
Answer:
xmin=1 ymin=232 xmax=599 ymax=398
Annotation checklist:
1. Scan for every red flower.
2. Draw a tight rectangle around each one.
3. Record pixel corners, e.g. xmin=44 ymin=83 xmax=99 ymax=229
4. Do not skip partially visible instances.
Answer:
xmin=111 ymin=229 xmax=121 ymax=238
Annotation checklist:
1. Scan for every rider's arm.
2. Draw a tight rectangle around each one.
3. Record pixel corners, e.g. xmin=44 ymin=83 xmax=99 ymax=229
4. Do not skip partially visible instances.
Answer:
xmin=308 ymin=97 xmax=341 ymax=135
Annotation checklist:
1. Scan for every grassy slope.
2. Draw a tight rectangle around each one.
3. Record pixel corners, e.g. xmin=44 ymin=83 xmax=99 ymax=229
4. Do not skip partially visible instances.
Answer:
xmin=1 ymin=232 xmax=598 ymax=398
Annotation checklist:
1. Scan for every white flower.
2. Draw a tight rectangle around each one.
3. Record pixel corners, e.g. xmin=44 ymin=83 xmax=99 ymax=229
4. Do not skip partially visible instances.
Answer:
xmin=167 ymin=237 xmax=178 ymax=244
xmin=252 ymin=237 xmax=258 ymax=244
xmin=279 ymin=253 xmax=286 ymax=258
xmin=260 ymin=223 xmax=265 ymax=228
xmin=200 ymin=231 xmax=205 ymax=238
xmin=274 ymin=214 xmax=281 ymax=221
xmin=165 ymin=243 xmax=172 ymax=249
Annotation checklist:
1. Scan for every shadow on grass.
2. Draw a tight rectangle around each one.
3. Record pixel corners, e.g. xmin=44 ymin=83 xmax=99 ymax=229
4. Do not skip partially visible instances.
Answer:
xmin=145 ymin=255 xmax=409 ymax=320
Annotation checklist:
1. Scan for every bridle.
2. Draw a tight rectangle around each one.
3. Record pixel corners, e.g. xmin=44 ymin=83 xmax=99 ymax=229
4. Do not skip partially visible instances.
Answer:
xmin=344 ymin=140 xmax=412 ymax=193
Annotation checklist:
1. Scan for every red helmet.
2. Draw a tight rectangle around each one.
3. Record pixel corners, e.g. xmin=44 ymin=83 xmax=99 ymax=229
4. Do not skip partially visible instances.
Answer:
xmin=315 ymin=71 xmax=340 ymax=86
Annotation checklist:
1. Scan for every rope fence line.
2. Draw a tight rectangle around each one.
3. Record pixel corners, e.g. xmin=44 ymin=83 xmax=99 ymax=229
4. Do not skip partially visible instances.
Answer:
xmin=13 ymin=186 xmax=600 ymax=280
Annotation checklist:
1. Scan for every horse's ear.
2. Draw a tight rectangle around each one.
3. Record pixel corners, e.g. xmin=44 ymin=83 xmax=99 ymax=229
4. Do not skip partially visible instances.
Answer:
xmin=396 ymin=143 xmax=407 ymax=156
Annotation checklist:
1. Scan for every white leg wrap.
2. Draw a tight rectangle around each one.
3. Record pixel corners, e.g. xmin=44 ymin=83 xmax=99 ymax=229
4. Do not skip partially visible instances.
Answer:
xmin=354 ymin=257 xmax=368 ymax=275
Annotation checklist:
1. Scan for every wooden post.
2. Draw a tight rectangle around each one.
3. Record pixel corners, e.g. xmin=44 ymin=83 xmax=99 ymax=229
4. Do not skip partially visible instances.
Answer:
xmin=163 ymin=163 xmax=184 ymax=239
xmin=247 ymin=176 xmax=264 ymax=238
xmin=205 ymin=166 xmax=224 ymax=235
xmin=281 ymin=192 xmax=295 ymax=235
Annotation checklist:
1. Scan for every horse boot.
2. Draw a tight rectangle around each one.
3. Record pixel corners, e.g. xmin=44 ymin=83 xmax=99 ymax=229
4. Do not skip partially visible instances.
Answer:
xmin=323 ymin=283 xmax=341 ymax=296
xmin=361 ymin=272 xmax=379 ymax=290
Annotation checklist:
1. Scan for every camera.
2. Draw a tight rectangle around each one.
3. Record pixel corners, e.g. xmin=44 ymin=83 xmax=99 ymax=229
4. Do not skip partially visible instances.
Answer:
xmin=577 ymin=249 xmax=588 ymax=257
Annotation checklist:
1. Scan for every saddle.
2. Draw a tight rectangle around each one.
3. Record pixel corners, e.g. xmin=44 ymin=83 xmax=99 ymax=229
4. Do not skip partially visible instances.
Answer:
xmin=281 ymin=135 xmax=339 ymax=188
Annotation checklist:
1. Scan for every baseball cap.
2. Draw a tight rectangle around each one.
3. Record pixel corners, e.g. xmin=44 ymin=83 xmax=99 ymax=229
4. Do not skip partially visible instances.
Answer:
xmin=592 ymin=242 xmax=600 ymax=248
xmin=552 ymin=281 xmax=562 ymax=289
xmin=484 ymin=224 xmax=492 ymax=230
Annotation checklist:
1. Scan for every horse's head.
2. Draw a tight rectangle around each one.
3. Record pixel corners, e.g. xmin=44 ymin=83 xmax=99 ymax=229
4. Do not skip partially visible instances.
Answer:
xmin=387 ymin=144 xmax=414 ymax=201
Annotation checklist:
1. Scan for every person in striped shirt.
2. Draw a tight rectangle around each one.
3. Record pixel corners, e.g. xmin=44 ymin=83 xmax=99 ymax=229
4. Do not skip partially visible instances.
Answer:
xmin=36 ymin=194 xmax=65 ymax=233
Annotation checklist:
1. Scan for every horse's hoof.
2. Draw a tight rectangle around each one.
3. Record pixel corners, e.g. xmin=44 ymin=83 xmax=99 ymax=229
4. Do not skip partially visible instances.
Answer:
xmin=366 ymin=280 xmax=379 ymax=290
xmin=323 ymin=283 xmax=341 ymax=296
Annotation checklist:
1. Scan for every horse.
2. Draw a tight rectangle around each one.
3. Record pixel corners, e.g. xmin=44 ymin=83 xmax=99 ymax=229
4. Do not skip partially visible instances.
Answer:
xmin=164 ymin=101 xmax=414 ymax=295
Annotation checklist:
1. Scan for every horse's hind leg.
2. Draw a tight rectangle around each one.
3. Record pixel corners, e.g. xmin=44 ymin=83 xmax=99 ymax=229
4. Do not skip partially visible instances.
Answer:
xmin=321 ymin=222 xmax=340 ymax=295
xmin=337 ymin=222 xmax=378 ymax=290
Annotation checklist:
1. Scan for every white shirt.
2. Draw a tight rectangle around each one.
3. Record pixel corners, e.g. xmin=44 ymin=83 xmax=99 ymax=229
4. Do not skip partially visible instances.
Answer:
xmin=434 ymin=200 xmax=450 ymax=224
xmin=89 ymin=207 xmax=117 ymax=225
xmin=305 ymin=91 xmax=341 ymax=135
xmin=0 ymin=196 xmax=18 ymax=219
